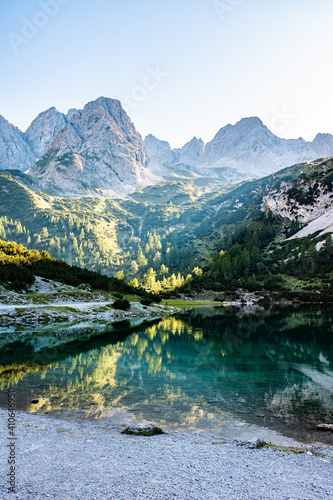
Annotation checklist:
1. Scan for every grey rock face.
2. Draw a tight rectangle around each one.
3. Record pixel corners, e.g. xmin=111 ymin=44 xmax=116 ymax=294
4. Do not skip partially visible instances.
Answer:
xmin=2 ymin=100 xmax=333 ymax=193
xmin=65 ymin=108 xmax=78 ymax=121
xmin=144 ymin=134 xmax=178 ymax=165
xmin=204 ymin=117 xmax=314 ymax=176
xmin=178 ymin=137 xmax=205 ymax=166
xmin=25 ymin=107 xmax=68 ymax=159
xmin=29 ymin=97 xmax=150 ymax=196
xmin=311 ymin=133 xmax=333 ymax=157
xmin=0 ymin=116 xmax=36 ymax=171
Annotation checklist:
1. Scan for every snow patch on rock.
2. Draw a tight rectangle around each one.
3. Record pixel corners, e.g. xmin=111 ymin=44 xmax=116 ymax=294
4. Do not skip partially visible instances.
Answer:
xmin=289 ymin=208 xmax=333 ymax=239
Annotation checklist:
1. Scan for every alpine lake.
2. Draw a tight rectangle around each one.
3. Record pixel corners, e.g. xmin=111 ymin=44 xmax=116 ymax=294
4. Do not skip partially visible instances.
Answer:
xmin=1 ymin=304 xmax=332 ymax=446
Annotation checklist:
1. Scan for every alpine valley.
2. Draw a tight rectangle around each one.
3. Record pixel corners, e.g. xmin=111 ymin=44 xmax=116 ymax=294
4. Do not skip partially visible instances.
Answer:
xmin=2 ymin=96 xmax=333 ymax=301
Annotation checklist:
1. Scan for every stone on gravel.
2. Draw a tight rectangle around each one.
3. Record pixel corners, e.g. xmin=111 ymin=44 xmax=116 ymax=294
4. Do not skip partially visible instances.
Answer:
xmin=121 ymin=424 xmax=165 ymax=436
xmin=316 ymin=424 xmax=333 ymax=432
xmin=246 ymin=437 xmax=264 ymax=449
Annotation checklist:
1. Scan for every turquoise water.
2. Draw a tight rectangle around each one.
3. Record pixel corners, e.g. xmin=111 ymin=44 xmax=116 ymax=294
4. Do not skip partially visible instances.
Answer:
xmin=1 ymin=305 xmax=333 ymax=444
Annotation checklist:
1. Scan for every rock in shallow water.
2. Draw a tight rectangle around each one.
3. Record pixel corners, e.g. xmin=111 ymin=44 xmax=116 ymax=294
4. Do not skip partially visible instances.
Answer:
xmin=121 ymin=424 xmax=165 ymax=436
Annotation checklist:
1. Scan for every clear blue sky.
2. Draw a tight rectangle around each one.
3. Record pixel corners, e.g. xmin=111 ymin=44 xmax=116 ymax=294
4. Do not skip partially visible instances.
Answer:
xmin=1 ymin=0 xmax=333 ymax=147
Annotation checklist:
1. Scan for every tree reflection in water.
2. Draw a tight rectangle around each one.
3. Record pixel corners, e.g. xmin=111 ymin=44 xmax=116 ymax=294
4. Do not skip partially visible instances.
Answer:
xmin=0 ymin=305 xmax=332 ymax=443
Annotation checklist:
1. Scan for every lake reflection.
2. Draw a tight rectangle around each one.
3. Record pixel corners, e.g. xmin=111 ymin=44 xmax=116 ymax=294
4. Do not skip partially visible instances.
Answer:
xmin=0 ymin=305 xmax=333 ymax=444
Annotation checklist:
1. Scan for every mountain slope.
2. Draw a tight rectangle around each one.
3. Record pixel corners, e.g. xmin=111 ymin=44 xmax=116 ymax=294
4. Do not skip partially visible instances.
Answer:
xmin=2 ymin=157 xmax=333 ymax=298
xmin=262 ymin=158 xmax=333 ymax=224
xmin=0 ymin=172 xmax=49 ymax=220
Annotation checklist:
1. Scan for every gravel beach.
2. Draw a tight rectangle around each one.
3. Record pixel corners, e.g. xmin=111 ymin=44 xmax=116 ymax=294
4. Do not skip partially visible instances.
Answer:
xmin=1 ymin=409 xmax=332 ymax=500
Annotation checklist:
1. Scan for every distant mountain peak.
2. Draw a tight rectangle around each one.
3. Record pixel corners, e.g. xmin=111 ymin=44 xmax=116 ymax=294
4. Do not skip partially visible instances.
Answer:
xmin=43 ymin=106 xmax=59 ymax=114
xmin=314 ymin=132 xmax=333 ymax=139
xmin=66 ymin=108 xmax=78 ymax=121
xmin=145 ymin=134 xmax=171 ymax=146
xmin=0 ymin=115 xmax=36 ymax=171
xmin=25 ymin=107 xmax=67 ymax=159
xmin=145 ymin=116 xmax=333 ymax=180
xmin=2 ymin=98 xmax=333 ymax=196
xmin=86 ymin=96 xmax=123 ymax=113
xmin=144 ymin=134 xmax=176 ymax=165
xmin=28 ymin=97 xmax=150 ymax=196
xmin=186 ymin=136 xmax=205 ymax=145
xmin=237 ymin=116 xmax=264 ymax=127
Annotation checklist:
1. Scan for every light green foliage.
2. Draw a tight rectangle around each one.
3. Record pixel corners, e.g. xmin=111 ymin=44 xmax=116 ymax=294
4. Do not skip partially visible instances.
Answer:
xmin=115 ymin=270 xmax=125 ymax=281
xmin=3 ymin=158 xmax=333 ymax=298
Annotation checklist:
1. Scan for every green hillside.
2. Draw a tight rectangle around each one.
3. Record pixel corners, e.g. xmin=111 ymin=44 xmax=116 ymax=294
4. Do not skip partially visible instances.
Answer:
xmin=0 ymin=239 xmax=154 ymax=302
xmin=0 ymin=173 xmax=214 ymax=284
xmin=1 ymin=158 xmax=333 ymax=299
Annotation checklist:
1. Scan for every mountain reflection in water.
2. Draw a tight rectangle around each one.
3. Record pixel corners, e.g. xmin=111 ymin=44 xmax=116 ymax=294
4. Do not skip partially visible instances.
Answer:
xmin=0 ymin=305 xmax=332 ymax=444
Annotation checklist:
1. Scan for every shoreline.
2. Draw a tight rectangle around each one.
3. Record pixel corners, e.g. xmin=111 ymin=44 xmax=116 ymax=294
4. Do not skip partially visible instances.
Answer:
xmin=0 ymin=276 xmax=181 ymax=331
xmin=24 ymin=405 xmax=333 ymax=451
xmin=0 ymin=408 xmax=332 ymax=500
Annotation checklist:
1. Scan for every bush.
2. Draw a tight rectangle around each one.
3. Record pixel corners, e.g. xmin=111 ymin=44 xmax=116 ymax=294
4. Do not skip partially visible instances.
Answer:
xmin=140 ymin=298 xmax=154 ymax=306
xmin=246 ymin=281 xmax=263 ymax=292
xmin=112 ymin=292 xmax=124 ymax=299
xmin=113 ymin=298 xmax=131 ymax=311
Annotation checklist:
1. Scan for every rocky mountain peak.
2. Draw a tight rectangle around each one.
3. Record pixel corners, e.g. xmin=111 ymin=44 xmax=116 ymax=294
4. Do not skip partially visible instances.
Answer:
xmin=144 ymin=134 xmax=177 ymax=165
xmin=2 ymin=99 xmax=333 ymax=195
xmin=66 ymin=108 xmax=79 ymax=121
xmin=25 ymin=107 xmax=67 ymax=158
xmin=237 ymin=116 xmax=264 ymax=127
xmin=311 ymin=133 xmax=333 ymax=156
xmin=28 ymin=96 xmax=150 ymax=196
xmin=178 ymin=137 xmax=206 ymax=166
xmin=0 ymin=115 xmax=36 ymax=171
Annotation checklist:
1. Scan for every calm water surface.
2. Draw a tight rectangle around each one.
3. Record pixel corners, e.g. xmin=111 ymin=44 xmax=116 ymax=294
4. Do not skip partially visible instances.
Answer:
xmin=1 ymin=305 xmax=332 ymax=444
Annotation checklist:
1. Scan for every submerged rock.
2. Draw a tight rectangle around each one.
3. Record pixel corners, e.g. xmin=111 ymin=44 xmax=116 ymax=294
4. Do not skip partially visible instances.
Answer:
xmin=121 ymin=424 xmax=165 ymax=436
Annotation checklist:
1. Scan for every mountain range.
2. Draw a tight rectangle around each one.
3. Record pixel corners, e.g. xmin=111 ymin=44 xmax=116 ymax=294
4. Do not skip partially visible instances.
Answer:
xmin=1 ymin=96 xmax=333 ymax=196
xmin=145 ymin=118 xmax=333 ymax=179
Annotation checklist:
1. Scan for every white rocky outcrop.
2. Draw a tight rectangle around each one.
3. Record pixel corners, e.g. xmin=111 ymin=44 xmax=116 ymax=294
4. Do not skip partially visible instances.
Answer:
xmin=261 ymin=158 xmax=333 ymax=238
xmin=289 ymin=208 xmax=333 ymax=240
